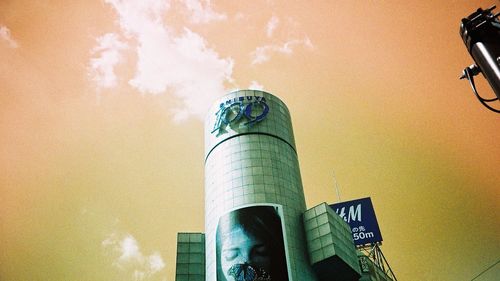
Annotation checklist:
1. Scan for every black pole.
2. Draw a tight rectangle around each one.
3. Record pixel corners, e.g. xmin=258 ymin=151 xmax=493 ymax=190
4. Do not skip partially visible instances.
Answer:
xmin=460 ymin=5 xmax=500 ymax=111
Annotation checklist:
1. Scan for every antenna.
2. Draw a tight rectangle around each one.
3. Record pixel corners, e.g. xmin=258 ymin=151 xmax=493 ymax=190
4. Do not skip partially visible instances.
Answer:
xmin=333 ymin=170 xmax=342 ymax=203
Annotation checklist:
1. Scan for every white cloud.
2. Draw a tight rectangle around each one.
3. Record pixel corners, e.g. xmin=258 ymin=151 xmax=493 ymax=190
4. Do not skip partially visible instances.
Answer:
xmin=89 ymin=33 xmax=128 ymax=89
xmin=119 ymin=235 xmax=142 ymax=262
xmin=105 ymin=0 xmax=171 ymax=35
xmin=91 ymin=0 xmax=233 ymax=122
xmin=102 ymin=232 xmax=166 ymax=280
xmin=248 ymin=80 xmax=264 ymax=90
xmin=148 ymin=253 xmax=165 ymax=273
xmin=182 ymin=0 xmax=226 ymax=24
xmin=266 ymin=16 xmax=279 ymax=38
xmin=0 ymin=25 xmax=18 ymax=48
xmin=251 ymin=37 xmax=314 ymax=65
xmin=129 ymin=27 xmax=233 ymax=122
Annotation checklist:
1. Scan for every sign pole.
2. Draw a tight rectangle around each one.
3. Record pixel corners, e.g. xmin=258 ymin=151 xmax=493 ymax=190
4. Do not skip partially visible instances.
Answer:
xmin=333 ymin=170 xmax=342 ymax=203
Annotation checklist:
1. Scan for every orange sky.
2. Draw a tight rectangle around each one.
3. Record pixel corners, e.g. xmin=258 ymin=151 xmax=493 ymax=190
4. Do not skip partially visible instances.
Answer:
xmin=1 ymin=1 xmax=499 ymax=280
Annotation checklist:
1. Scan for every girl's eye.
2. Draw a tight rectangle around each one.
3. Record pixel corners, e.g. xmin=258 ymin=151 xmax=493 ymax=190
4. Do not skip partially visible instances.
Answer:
xmin=252 ymin=245 xmax=269 ymax=256
xmin=223 ymin=250 xmax=238 ymax=261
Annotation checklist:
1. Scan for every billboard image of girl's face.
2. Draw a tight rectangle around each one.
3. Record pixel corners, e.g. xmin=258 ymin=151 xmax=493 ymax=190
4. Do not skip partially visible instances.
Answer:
xmin=216 ymin=205 xmax=289 ymax=281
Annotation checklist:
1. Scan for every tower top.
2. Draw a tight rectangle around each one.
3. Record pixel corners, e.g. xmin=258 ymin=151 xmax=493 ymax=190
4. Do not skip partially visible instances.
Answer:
xmin=204 ymin=90 xmax=295 ymax=159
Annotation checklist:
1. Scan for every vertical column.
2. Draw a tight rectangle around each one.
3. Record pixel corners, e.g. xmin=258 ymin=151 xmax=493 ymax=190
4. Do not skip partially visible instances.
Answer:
xmin=204 ymin=90 xmax=318 ymax=281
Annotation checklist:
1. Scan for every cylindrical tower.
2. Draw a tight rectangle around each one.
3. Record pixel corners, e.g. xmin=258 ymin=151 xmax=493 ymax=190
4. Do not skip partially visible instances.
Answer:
xmin=204 ymin=90 xmax=317 ymax=281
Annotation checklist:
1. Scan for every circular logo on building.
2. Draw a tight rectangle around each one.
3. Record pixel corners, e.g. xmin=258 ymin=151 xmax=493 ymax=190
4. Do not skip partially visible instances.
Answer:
xmin=211 ymin=96 xmax=269 ymax=135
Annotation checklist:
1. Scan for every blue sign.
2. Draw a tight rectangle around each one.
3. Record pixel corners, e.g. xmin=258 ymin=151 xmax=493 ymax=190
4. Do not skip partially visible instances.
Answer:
xmin=330 ymin=197 xmax=383 ymax=246
xmin=212 ymin=96 xmax=269 ymax=135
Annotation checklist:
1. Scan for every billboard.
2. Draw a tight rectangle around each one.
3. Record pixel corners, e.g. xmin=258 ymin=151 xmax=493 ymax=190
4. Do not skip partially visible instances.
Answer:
xmin=330 ymin=197 xmax=383 ymax=246
xmin=216 ymin=205 xmax=290 ymax=281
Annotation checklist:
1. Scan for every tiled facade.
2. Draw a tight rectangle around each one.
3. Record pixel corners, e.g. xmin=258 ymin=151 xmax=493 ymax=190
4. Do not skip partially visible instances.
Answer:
xmin=304 ymin=203 xmax=361 ymax=281
xmin=175 ymin=233 xmax=205 ymax=281
xmin=204 ymin=90 xmax=317 ymax=281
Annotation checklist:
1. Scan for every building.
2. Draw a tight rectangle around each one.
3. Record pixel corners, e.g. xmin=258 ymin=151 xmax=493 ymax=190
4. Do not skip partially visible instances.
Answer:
xmin=175 ymin=90 xmax=394 ymax=281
